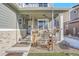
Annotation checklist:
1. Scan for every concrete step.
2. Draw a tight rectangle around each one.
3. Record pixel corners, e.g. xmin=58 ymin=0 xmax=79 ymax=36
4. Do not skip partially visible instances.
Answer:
xmin=5 ymin=47 xmax=29 ymax=53
xmin=12 ymin=42 xmax=30 ymax=47
xmin=6 ymin=52 xmax=23 ymax=56
xmin=5 ymin=42 xmax=30 ymax=56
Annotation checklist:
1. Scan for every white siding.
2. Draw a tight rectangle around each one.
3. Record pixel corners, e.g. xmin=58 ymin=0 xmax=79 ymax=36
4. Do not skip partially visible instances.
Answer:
xmin=0 ymin=4 xmax=16 ymax=29
xmin=70 ymin=9 xmax=78 ymax=20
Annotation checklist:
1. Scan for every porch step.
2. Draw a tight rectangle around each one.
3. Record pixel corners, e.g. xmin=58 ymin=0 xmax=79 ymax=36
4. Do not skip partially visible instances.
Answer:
xmin=5 ymin=47 xmax=29 ymax=53
xmin=5 ymin=42 xmax=30 ymax=56
xmin=6 ymin=52 xmax=23 ymax=56
xmin=18 ymin=36 xmax=31 ymax=44
xmin=12 ymin=42 xmax=30 ymax=47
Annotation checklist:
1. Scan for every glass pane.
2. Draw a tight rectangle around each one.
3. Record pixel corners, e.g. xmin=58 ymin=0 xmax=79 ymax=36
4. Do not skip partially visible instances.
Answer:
xmin=38 ymin=21 xmax=44 ymax=30
xmin=44 ymin=21 xmax=48 ymax=29
xmin=44 ymin=3 xmax=48 ymax=7
xmin=25 ymin=3 xmax=29 ymax=5
xmin=39 ymin=3 xmax=43 ymax=7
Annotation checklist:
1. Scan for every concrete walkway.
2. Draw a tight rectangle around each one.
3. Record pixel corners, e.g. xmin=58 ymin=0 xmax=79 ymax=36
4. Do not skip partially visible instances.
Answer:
xmin=2 ymin=42 xmax=31 ymax=56
xmin=5 ymin=42 xmax=31 ymax=56
xmin=29 ymin=36 xmax=79 ymax=54
xmin=64 ymin=36 xmax=79 ymax=48
xmin=5 ymin=36 xmax=31 ymax=56
xmin=29 ymin=44 xmax=79 ymax=54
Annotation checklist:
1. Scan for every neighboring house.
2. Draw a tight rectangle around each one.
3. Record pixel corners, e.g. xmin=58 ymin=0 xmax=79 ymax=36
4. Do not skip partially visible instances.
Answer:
xmin=65 ymin=4 xmax=79 ymax=36
xmin=0 ymin=3 xmax=68 ymax=55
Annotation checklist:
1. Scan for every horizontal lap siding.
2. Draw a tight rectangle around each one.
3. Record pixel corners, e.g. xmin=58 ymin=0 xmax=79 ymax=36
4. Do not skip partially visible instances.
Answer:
xmin=0 ymin=4 xmax=16 ymax=29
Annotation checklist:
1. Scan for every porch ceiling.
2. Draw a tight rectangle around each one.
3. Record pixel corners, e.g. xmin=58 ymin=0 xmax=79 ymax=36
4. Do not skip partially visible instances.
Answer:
xmin=53 ymin=10 xmax=68 ymax=14
xmin=20 ymin=10 xmax=52 ymax=19
xmin=19 ymin=9 xmax=68 ymax=19
xmin=53 ymin=10 xmax=68 ymax=18
xmin=22 ymin=13 xmax=52 ymax=20
xmin=18 ymin=10 xmax=52 ymax=14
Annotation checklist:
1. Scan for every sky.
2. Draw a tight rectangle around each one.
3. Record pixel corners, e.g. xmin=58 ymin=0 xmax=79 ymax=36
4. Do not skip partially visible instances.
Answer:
xmin=52 ymin=3 xmax=78 ymax=8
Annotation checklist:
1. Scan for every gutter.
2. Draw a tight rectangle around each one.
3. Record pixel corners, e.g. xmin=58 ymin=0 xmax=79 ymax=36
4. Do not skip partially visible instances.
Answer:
xmin=3 ymin=3 xmax=19 ymax=13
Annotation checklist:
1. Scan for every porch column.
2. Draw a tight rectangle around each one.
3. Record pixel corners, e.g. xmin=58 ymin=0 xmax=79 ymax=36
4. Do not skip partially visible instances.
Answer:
xmin=48 ymin=20 xmax=50 ymax=31
xmin=59 ymin=13 xmax=64 ymax=42
xmin=51 ymin=11 xmax=54 ymax=31
xmin=32 ymin=17 xmax=34 ymax=30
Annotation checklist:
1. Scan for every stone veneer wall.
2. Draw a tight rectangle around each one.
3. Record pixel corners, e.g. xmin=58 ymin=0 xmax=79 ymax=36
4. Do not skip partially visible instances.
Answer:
xmin=0 ymin=31 xmax=16 ymax=55
xmin=0 ymin=30 xmax=23 ymax=55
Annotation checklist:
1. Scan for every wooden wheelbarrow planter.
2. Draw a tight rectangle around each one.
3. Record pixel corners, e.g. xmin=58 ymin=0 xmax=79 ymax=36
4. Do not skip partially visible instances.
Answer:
xmin=31 ymin=31 xmax=38 ymax=47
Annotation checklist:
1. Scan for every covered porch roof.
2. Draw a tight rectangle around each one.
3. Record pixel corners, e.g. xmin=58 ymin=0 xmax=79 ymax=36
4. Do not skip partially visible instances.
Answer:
xmin=6 ymin=3 xmax=69 ymax=19
xmin=18 ymin=10 xmax=52 ymax=20
xmin=18 ymin=9 xmax=69 ymax=20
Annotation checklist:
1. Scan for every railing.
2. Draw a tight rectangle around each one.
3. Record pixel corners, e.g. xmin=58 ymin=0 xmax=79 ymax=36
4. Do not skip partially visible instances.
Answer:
xmin=15 ymin=3 xmax=51 ymax=8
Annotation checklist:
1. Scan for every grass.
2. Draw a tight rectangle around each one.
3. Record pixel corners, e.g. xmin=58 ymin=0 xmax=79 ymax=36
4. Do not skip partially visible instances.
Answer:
xmin=28 ymin=52 xmax=79 ymax=56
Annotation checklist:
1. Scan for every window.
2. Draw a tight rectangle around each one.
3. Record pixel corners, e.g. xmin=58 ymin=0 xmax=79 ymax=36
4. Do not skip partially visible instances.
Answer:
xmin=39 ymin=3 xmax=48 ymax=7
xmin=19 ymin=19 xmax=21 ymax=21
xmin=73 ymin=10 xmax=77 ymax=13
xmin=19 ymin=19 xmax=21 ymax=24
xmin=44 ymin=21 xmax=48 ymax=29
xmin=38 ymin=21 xmax=44 ymax=30
xmin=38 ymin=20 xmax=48 ymax=30
xmin=44 ymin=3 xmax=48 ymax=7
xmin=39 ymin=3 xmax=43 ymax=7
xmin=25 ymin=3 xmax=29 ymax=5
xmin=54 ymin=20 xmax=59 ymax=27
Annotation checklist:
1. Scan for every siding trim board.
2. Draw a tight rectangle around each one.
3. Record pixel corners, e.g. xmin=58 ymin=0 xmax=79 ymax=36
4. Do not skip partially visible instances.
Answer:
xmin=69 ymin=19 xmax=79 ymax=23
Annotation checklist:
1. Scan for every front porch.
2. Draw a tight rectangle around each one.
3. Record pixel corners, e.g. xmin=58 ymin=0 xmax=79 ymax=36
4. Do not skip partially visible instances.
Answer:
xmin=5 ymin=9 xmax=68 ymax=56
